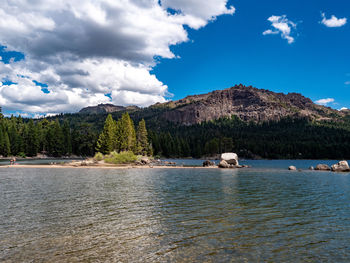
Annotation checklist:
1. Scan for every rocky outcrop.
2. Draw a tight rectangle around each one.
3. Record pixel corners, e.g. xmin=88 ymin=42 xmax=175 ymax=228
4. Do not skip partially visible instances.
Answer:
xmin=288 ymin=166 xmax=297 ymax=170
xmin=155 ymin=84 xmax=341 ymax=125
xmin=79 ymin=104 xmax=139 ymax=114
xmin=315 ymin=164 xmax=331 ymax=171
xmin=331 ymin=161 xmax=350 ymax=172
xmin=220 ymin=152 xmax=239 ymax=165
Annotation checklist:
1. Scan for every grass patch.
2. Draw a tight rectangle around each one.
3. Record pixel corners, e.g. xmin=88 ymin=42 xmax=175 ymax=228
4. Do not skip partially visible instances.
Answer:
xmin=94 ymin=152 xmax=104 ymax=161
xmin=104 ymin=151 xmax=137 ymax=164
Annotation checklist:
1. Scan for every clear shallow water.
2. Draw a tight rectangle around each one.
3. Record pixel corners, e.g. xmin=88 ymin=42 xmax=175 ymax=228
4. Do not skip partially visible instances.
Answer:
xmin=0 ymin=162 xmax=349 ymax=262
xmin=0 ymin=158 xmax=82 ymax=166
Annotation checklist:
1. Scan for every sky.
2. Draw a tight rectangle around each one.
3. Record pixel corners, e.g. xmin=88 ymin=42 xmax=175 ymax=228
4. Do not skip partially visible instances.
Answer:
xmin=0 ymin=0 xmax=349 ymax=117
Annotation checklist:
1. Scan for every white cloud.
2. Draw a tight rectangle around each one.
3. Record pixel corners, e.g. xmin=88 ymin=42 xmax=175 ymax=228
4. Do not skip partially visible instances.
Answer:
xmin=339 ymin=107 xmax=348 ymax=111
xmin=315 ymin=98 xmax=335 ymax=106
xmin=321 ymin=13 xmax=347 ymax=28
xmin=0 ymin=0 xmax=234 ymax=114
xmin=263 ymin=15 xmax=297 ymax=44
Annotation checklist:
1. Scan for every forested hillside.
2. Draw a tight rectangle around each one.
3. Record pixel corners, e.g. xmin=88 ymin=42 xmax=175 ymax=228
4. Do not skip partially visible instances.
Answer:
xmin=1 ymin=85 xmax=350 ymax=159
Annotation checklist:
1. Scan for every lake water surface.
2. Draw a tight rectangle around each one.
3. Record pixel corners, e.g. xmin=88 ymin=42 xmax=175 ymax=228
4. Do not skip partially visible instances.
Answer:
xmin=1 ymin=161 xmax=349 ymax=262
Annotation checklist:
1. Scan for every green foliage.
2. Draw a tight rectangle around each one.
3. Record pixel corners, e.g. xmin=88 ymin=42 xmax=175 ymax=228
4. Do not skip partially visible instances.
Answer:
xmin=96 ymin=114 xmax=117 ymax=154
xmin=94 ymin=152 xmax=104 ymax=161
xmin=116 ymin=112 xmax=136 ymax=152
xmin=136 ymin=119 xmax=150 ymax=156
xmin=104 ymin=151 xmax=137 ymax=164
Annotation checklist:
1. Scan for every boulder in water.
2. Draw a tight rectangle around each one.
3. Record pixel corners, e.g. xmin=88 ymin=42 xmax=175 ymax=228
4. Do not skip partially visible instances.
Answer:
xmin=218 ymin=160 xmax=230 ymax=168
xmin=288 ymin=166 xmax=297 ymax=171
xmin=220 ymin=153 xmax=239 ymax=165
xmin=315 ymin=164 xmax=331 ymax=171
xmin=331 ymin=161 xmax=350 ymax=172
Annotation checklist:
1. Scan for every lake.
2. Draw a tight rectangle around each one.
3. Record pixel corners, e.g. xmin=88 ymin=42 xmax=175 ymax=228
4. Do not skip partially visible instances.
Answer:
xmin=1 ymin=160 xmax=349 ymax=262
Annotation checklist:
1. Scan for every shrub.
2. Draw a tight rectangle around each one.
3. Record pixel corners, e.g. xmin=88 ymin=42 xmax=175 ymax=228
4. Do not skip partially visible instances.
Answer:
xmin=17 ymin=152 xmax=26 ymax=158
xmin=104 ymin=151 xmax=137 ymax=164
xmin=94 ymin=152 xmax=104 ymax=161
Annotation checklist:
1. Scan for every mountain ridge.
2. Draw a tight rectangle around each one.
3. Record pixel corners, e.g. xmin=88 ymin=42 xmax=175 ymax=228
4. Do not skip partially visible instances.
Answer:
xmin=79 ymin=85 xmax=346 ymax=125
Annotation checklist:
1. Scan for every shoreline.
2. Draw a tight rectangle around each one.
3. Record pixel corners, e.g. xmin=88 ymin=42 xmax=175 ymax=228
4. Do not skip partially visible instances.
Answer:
xmin=0 ymin=164 xmax=219 ymax=169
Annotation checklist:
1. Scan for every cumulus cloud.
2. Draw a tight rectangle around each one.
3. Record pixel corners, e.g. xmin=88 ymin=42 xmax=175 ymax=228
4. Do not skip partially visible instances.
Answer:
xmin=321 ymin=13 xmax=347 ymax=28
xmin=263 ymin=15 xmax=297 ymax=44
xmin=0 ymin=0 xmax=234 ymax=115
xmin=315 ymin=98 xmax=335 ymax=106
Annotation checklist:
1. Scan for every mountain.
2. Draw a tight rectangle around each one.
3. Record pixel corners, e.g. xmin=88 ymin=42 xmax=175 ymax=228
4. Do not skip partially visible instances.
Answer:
xmin=79 ymin=85 xmax=345 ymax=125
xmin=79 ymin=104 xmax=139 ymax=114
xmin=41 ymin=84 xmax=350 ymax=159
xmin=151 ymin=84 xmax=342 ymax=125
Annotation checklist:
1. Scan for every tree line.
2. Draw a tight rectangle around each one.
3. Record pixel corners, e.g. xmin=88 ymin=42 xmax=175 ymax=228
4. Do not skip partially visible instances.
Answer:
xmin=95 ymin=113 xmax=152 ymax=156
xmin=1 ymin=106 xmax=350 ymax=159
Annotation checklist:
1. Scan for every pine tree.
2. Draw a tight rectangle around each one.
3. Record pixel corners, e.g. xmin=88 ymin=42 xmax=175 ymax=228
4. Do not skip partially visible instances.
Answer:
xmin=116 ymin=112 xmax=136 ymax=152
xmin=3 ymin=131 xmax=11 ymax=157
xmin=62 ymin=120 xmax=72 ymax=155
xmin=96 ymin=114 xmax=117 ymax=154
xmin=46 ymin=120 xmax=64 ymax=156
xmin=25 ymin=119 xmax=39 ymax=157
xmin=136 ymin=119 xmax=149 ymax=156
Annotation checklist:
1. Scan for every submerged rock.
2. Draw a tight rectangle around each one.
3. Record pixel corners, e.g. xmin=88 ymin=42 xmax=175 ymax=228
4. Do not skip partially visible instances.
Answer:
xmin=288 ymin=166 xmax=297 ymax=171
xmin=331 ymin=160 xmax=350 ymax=172
xmin=220 ymin=153 xmax=239 ymax=165
xmin=315 ymin=164 xmax=331 ymax=171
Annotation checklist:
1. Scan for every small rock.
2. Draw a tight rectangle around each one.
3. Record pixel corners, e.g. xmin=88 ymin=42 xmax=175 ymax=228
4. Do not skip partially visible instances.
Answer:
xmin=203 ymin=160 xmax=215 ymax=167
xmin=309 ymin=166 xmax=314 ymax=170
xmin=288 ymin=166 xmax=297 ymax=171
xmin=331 ymin=160 xmax=350 ymax=172
xmin=140 ymin=157 xmax=150 ymax=165
xmin=218 ymin=160 xmax=230 ymax=168
xmin=315 ymin=164 xmax=331 ymax=171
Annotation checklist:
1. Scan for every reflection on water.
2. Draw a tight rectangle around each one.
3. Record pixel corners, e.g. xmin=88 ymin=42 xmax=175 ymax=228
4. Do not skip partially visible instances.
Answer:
xmin=0 ymin=165 xmax=349 ymax=262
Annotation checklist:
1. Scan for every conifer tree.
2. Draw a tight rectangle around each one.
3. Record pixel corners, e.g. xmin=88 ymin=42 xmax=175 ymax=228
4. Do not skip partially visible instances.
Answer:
xmin=96 ymin=114 xmax=117 ymax=154
xmin=25 ymin=119 xmax=39 ymax=157
xmin=136 ymin=119 xmax=150 ymax=155
xmin=116 ymin=112 xmax=136 ymax=152
xmin=62 ymin=120 xmax=72 ymax=155
xmin=3 ymin=131 xmax=11 ymax=157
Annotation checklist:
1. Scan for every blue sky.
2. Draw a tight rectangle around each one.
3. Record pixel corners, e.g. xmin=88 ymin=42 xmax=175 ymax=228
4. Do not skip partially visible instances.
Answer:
xmin=154 ymin=0 xmax=350 ymax=109
xmin=0 ymin=0 xmax=349 ymax=116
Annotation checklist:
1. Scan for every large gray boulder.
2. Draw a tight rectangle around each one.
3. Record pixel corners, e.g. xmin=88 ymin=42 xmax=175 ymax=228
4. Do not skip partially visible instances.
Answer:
xmin=331 ymin=161 xmax=350 ymax=172
xmin=315 ymin=164 xmax=331 ymax=171
xmin=220 ymin=153 xmax=239 ymax=165
xmin=218 ymin=160 xmax=230 ymax=168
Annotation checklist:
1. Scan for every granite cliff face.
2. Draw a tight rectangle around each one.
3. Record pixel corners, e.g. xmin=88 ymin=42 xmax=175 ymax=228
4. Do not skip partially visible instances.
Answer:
xmin=79 ymin=104 xmax=138 ymax=114
xmin=153 ymin=85 xmax=341 ymax=125
xmin=79 ymin=85 xmax=345 ymax=125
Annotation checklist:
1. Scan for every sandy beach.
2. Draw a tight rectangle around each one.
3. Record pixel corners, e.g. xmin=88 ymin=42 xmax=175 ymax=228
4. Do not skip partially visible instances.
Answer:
xmin=0 ymin=164 xmax=218 ymax=169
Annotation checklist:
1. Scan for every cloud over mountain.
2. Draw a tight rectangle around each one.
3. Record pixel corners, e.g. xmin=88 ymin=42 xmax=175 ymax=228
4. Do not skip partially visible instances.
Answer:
xmin=0 ymin=0 xmax=234 ymax=114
